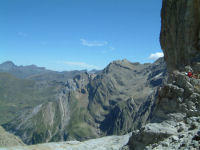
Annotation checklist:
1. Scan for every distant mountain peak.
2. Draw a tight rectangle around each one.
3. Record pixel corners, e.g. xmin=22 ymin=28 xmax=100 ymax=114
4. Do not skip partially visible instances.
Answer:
xmin=105 ymin=59 xmax=141 ymax=72
xmin=112 ymin=59 xmax=130 ymax=64
xmin=2 ymin=61 xmax=15 ymax=66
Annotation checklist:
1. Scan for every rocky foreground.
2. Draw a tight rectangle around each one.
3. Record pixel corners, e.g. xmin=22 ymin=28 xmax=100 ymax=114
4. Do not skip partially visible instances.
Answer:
xmin=124 ymin=70 xmax=200 ymax=150
xmin=145 ymin=117 xmax=200 ymax=150
xmin=125 ymin=116 xmax=200 ymax=150
xmin=0 ymin=134 xmax=131 ymax=150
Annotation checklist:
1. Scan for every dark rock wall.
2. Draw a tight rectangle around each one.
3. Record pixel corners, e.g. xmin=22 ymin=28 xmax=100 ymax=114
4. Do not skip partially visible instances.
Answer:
xmin=160 ymin=0 xmax=200 ymax=71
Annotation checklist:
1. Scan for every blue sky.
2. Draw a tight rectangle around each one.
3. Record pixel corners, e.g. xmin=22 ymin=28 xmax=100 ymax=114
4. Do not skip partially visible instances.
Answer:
xmin=0 ymin=0 xmax=163 ymax=71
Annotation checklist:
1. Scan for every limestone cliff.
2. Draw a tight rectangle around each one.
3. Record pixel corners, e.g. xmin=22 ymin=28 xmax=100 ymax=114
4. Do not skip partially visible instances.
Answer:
xmin=160 ymin=0 xmax=200 ymax=71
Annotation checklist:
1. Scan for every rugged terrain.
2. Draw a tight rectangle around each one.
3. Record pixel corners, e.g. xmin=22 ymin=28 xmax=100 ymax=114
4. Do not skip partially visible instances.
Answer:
xmin=125 ymin=71 xmax=200 ymax=150
xmin=2 ymin=0 xmax=199 ymax=149
xmin=125 ymin=0 xmax=200 ymax=149
xmin=0 ymin=58 xmax=166 ymax=145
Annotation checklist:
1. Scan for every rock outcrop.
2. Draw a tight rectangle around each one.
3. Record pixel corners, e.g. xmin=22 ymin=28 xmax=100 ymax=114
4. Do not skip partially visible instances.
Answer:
xmin=160 ymin=0 xmax=200 ymax=71
xmin=145 ymin=117 xmax=200 ymax=150
xmin=152 ymin=71 xmax=200 ymax=122
xmin=126 ymin=71 xmax=200 ymax=149
xmin=126 ymin=116 xmax=200 ymax=150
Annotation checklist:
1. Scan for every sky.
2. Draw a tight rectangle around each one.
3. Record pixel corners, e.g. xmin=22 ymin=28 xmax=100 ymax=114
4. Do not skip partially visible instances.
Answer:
xmin=0 ymin=0 xmax=163 ymax=71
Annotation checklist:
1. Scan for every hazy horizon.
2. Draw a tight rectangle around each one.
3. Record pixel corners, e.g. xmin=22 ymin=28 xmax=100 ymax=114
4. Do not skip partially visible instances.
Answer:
xmin=0 ymin=57 xmax=163 ymax=72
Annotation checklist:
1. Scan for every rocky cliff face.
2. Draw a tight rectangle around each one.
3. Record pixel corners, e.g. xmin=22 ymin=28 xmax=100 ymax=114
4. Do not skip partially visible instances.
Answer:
xmin=126 ymin=0 xmax=200 ymax=149
xmin=160 ymin=0 xmax=200 ymax=71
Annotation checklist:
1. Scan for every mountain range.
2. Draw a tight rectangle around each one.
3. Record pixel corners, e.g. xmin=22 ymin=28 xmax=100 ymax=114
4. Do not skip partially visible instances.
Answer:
xmin=0 ymin=58 xmax=166 ymax=145
xmin=0 ymin=61 xmax=89 ymax=82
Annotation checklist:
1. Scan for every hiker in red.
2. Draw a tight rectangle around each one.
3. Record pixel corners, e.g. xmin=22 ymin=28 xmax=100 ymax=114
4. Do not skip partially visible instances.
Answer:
xmin=187 ymin=72 xmax=193 ymax=78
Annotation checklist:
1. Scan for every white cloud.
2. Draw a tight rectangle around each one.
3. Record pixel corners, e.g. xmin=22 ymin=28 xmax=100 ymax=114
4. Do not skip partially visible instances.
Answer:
xmin=18 ymin=32 xmax=27 ymax=37
xmin=148 ymin=52 xmax=164 ymax=60
xmin=57 ymin=61 xmax=101 ymax=70
xmin=80 ymin=39 xmax=108 ymax=47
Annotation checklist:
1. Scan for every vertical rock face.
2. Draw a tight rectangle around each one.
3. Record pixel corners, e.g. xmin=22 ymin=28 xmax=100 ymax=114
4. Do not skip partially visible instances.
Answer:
xmin=160 ymin=0 xmax=200 ymax=71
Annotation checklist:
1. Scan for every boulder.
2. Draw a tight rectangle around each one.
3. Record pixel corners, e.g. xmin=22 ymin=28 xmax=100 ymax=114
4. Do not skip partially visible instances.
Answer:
xmin=127 ymin=122 xmax=177 ymax=150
